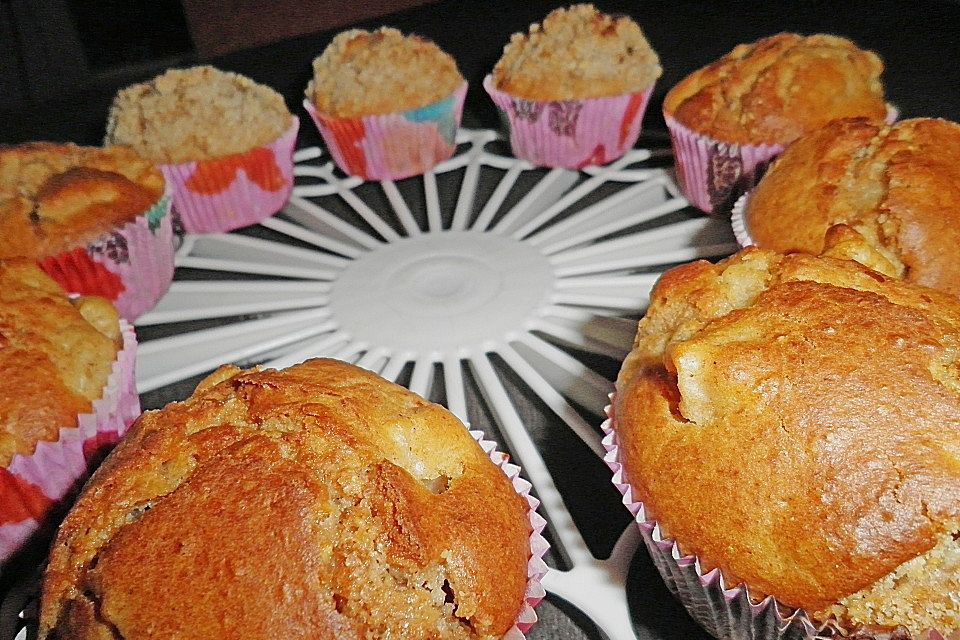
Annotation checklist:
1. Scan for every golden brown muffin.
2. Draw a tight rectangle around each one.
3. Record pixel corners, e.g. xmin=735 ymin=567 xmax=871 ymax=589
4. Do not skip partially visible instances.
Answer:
xmin=308 ymin=27 xmax=464 ymax=118
xmin=664 ymin=33 xmax=886 ymax=144
xmin=745 ymin=117 xmax=960 ymax=297
xmin=0 ymin=259 xmax=121 ymax=467
xmin=492 ymin=4 xmax=661 ymax=101
xmin=0 ymin=143 xmax=165 ymax=259
xmin=615 ymin=247 xmax=960 ymax=637
xmin=40 ymin=358 xmax=530 ymax=640
xmin=106 ymin=65 xmax=293 ymax=164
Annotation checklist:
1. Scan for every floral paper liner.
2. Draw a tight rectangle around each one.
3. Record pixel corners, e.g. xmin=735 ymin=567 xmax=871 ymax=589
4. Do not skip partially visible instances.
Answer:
xmin=730 ymin=192 xmax=754 ymax=248
xmin=0 ymin=321 xmax=140 ymax=563
xmin=471 ymin=429 xmax=549 ymax=638
xmin=161 ymin=117 xmax=300 ymax=233
xmin=484 ymin=75 xmax=655 ymax=169
xmin=38 ymin=188 xmax=175 ymax=322
xmin=304 ymin=83 xmax=467 ymax=181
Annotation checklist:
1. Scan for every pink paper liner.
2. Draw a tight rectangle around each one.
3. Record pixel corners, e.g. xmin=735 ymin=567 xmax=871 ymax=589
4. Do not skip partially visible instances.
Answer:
xmin=484 ymin=75 xmax=655 ymax=169
xmin=730 ymin=191 xmax=754 ymax=248
xmin=665 ymin=114 xmax=784 ymax=217
xmin=38 ymin=188 xmax=175 ymax=322
xmin=0 ymin=321 xmax=140 ymax=562
xmin=161 ymin=117 xmax=300 ymax=234
xmin=601 ymin=400 xmax=956 ymax=640
xmin=304 ymin=83 xmax=467 ymax=181
xmin=470 ymin=429 xmax=549 ymax=638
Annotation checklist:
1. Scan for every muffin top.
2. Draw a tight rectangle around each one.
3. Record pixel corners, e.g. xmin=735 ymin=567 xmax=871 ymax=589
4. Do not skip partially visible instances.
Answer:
xmin=492 ymin=4 xmax=661 ymax=101
xmin=106 ymin=65 xmax=293 ymax=164
xmin=0 ymin=259 xmax=121 ymax=467
xmin=0 ymin=143 xmax=165 ymax=259
xmin=745 ymin=117 xmax=960 ymax=297
xmin=664 ymin=33 xmax=886 ymax=144
xmin=615 ymin=248 xmax=960 ymax=635
xmin=40 ymin=358 xmax=530 ymax=640
xmin=308 ymin=28 xmax=464 ymax=118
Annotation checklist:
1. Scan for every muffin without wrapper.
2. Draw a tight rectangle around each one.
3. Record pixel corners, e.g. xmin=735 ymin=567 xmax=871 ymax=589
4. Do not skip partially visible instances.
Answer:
xmin=610 ymin=247 xmax=960 ymax=639
xmin=0 ymin=259 xmax=139 ymax=564
xmin=486 ymin=4 xmax=661 ymax=168
xmin=106 ymin=65 xmax=299 ymax=233
xmin=663 ymin=32 xmax=889 ymax=215
xmin=0 ymin=142 xmax=174 ymax=321
xmin=40 ymin=358 xmax=546 ymax=640
xmin=305 ymin=27 xmax=467 ymax=181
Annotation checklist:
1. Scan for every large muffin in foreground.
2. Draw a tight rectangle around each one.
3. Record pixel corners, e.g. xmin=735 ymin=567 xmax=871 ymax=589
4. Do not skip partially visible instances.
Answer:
xmin=614 ymin=248 xmax=959 ymax=638
xmin=741 ymin=117 xmax=960 ymax=297
xmin=40 ymin=358 xmax=531 ymax=640
xmin=663 ymin=33 xmax=887 ymax=214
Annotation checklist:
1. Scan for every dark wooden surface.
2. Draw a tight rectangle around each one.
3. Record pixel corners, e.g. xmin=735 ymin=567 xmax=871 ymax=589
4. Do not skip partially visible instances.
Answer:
xmin=1 ymin=2 xmax=958 ymax=638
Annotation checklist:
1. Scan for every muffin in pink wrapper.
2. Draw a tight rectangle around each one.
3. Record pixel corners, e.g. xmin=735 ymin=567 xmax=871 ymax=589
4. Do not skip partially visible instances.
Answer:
xmin=607 ymin=248 xmax=960 ymax=639
xmin=664 ymin=33 xmax=891 ymax=216
xmin=0 ymin=261 xmax=140 ymax=563
xmin=488 ymin=5 xmax=661 ymax=168
xmin=39 ymin=359 xmax=546 ymax=639
xmin=0 ymin=142 xmax=175 ymax=322
xmin=303 ymin=85 xmax=466 ymax=181
xmin=305 ymin=27 xmax=467 ymax=181
xmin=106 ymin=65 xmax=298 ymax=233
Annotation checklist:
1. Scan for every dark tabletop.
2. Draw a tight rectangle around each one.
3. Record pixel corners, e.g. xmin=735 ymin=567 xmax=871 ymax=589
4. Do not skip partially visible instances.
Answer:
xmin=1 ymin=2 xmax=959 ymax=639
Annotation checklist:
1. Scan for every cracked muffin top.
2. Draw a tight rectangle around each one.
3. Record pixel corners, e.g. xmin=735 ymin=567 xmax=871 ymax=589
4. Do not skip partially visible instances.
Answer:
xmin=0 ymin=143 xmax=164 ymax=259
xmin=614 ymin=247 xmax=960 ymax=637
xmin=492 ymin=4 xmax=661 ymax=101
xmin=0 ymin=259 xmax=121 ymax=467
xmin=664 ymin=33 xmax=886 ymax=144
xmin=40 ymin=358 xmax=530 ymax=640
xmin=308 ymin=28 xmax=464 ymax=118
xmin=745 ymin=117 xmax=960 ymax=297
xmin=106 ymin=65 xmax=293 ymax=164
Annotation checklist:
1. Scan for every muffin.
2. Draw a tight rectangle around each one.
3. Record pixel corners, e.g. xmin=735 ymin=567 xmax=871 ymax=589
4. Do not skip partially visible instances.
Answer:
xmin=664 ymin=33 xmax=888 ymax=214
xmin=0 ymin=142 xmax=174 ymax=321
xmin=736 ymin=117 xmax=960 ymax=297
xmin=106 ymin=65 xmax=299 ymax=233
xmin=608 ymin=247 xmax=959 ymax=639
xmin=304 ymin=28 xmax=467 ymax=180
xmin=485 ymin=4 xmax=661 ymax=168
xmin=40 ymin=358 xmax=546 ymax=639
xmin=0 ymin=259 xmax=139 ymax=563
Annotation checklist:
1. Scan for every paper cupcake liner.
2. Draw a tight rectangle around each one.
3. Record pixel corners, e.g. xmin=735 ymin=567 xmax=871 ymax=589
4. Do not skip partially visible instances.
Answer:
xmin=304 ymin=83 xmax=467 ymax=181
xmin=38 ymin=189 xmax=175 ymax=322
xmin=471 ymin=429 xmax=549 ymax=638
xmin=161 ymin=117 xmax=300 ymax=233
xmin=730 ymin=192 xmax=754 ymax=248
xmin=484 ymin=75 xmax=655 ymax=169
xmin=664 ymin=114 xmax=784 ymax=217
xmin=0 ymin=321 xmax=140 ymax=563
